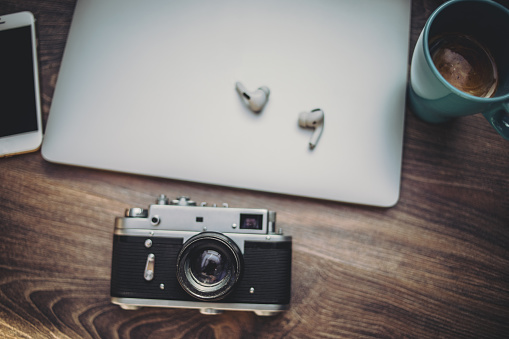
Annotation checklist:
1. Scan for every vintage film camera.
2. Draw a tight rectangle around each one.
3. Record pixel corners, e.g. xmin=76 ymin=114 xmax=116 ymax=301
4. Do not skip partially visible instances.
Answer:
xmin=110 ymin=196 xmax=292 ymax=316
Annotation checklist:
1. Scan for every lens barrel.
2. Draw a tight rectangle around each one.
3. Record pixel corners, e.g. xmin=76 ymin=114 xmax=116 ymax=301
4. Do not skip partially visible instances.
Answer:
xmin=177 ymin=232 xmax=243 ymax=301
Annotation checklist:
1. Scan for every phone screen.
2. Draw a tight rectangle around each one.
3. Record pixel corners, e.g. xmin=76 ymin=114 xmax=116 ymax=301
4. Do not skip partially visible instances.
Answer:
xmin=0 ymin=25 xmax=38 ymax=138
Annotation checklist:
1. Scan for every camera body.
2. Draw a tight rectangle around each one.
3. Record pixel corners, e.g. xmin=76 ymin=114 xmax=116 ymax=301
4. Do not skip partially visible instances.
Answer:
xmin=110 ymin=196 xmax=292 ymax=316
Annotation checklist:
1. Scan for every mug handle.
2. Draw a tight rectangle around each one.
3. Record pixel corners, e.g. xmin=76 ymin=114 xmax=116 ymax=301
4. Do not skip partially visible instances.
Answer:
xmin=483 ymin=102 xmax=509 ymax=141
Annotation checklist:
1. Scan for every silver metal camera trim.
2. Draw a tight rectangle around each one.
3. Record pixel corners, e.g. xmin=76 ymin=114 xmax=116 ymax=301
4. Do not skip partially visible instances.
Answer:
xmin=119 ymin=204 xmax=276 ymax=235
xmin=111 ymin=297 xmax=288 ymax=316
xmin=113 ymin=228 xmax=290 ymax=253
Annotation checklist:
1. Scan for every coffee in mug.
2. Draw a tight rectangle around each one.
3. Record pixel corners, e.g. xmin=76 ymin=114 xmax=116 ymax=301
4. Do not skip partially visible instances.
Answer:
xmin=429 ymin=33 xmax=498 ymax=98
xmin=408 ymin=0 xmax=509 ymax=141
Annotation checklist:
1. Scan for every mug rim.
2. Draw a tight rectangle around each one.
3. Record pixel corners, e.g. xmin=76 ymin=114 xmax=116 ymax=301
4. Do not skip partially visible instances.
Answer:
xmin=423 ymin=0 xmax=509 ymax=103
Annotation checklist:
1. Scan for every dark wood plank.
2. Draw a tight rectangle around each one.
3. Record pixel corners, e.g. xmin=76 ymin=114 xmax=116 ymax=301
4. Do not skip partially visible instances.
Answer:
xmin=1 ymin=0 xmax=508 ymax=338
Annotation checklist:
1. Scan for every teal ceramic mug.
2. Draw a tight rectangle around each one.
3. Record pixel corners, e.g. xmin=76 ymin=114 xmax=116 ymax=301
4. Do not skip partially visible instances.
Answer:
xmin=408 ymin=0 xmax=509 ymax=140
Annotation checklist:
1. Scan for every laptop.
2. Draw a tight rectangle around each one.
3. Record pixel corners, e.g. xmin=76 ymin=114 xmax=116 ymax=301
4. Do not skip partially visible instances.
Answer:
xmin=42 ymin=0 xmax=411 ymax=207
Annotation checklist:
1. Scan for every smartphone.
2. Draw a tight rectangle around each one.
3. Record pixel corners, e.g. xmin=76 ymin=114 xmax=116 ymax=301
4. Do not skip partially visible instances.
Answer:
xmin=0 ymin=11 xmax=42 ymax=157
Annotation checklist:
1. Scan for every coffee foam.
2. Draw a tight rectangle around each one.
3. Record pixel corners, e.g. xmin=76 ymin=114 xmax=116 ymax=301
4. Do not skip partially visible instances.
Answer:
xmin=430 ymin=33 xmax=498 ymax=98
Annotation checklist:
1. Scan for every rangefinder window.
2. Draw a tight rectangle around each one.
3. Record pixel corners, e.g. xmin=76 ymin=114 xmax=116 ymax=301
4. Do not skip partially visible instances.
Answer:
xmin=240 ymin=214 xmax=263 ymax=230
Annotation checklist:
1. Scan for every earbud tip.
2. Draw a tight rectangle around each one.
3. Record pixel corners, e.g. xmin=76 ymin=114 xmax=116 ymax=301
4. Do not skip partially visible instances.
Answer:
xmin=258 ymin=86 xmax=270 ymax=97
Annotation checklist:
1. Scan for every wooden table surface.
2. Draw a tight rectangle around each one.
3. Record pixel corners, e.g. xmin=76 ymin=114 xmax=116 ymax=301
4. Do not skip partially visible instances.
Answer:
xmin=1 ymin=0 xmax=508 ymax=338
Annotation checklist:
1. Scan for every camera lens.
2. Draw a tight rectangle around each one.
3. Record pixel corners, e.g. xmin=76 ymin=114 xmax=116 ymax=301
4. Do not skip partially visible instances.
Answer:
xmin=190 ymin=249 xmax=228 ymax=284
xmin=177 ymin=232 xmax=242 ymax=301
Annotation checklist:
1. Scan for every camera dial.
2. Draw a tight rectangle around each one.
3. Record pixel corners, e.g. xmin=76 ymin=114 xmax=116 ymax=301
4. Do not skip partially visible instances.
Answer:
xmin=177 ymin=232 xmax=242 ymax=301
xmin=171 ymin=196 xmax=197 ymax=206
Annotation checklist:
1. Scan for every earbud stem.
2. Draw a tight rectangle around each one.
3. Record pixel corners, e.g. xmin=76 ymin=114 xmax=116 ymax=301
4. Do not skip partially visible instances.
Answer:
xmin=309 ymin=124 xmax=323 ymax=149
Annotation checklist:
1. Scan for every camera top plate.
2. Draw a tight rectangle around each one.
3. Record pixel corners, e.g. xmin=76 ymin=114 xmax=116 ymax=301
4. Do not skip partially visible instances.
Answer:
xmin=116 ymin=196 xmax=279 ymax=236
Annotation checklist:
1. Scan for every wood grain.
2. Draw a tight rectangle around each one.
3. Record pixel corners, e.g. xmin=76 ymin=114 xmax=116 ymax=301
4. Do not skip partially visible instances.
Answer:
xmin=1 ymin=0 xmax=509 ymax=338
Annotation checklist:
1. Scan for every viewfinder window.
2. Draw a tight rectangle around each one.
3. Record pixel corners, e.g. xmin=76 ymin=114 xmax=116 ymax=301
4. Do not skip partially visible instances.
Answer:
xmin=240 ymin=214 xmax=263 ymax=230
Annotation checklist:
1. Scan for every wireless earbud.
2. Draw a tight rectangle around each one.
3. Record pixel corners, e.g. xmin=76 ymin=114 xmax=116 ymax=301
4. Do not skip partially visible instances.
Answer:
xmin=235 ymin=82 xmax=270 ymax=112
xmin=298 ymin=108 xmax=324 ymax=149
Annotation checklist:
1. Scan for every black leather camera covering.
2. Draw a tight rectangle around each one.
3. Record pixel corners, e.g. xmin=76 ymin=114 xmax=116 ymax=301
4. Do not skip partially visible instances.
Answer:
xmin=110 ymin=235 xmax=291 ymax=305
